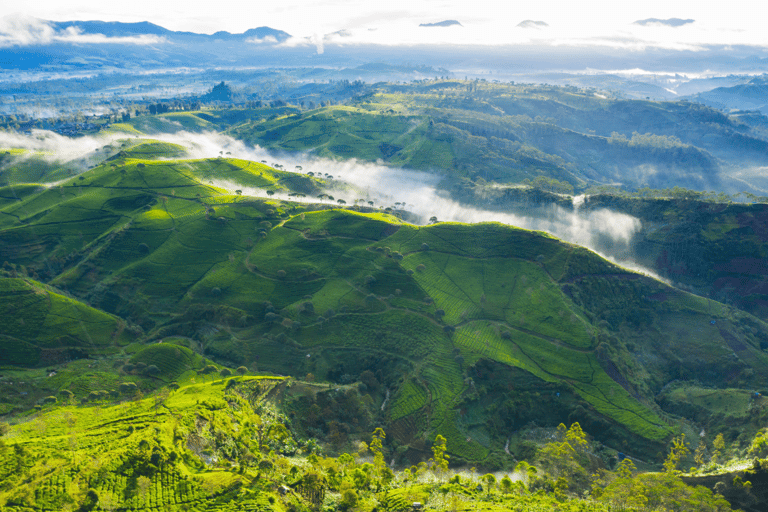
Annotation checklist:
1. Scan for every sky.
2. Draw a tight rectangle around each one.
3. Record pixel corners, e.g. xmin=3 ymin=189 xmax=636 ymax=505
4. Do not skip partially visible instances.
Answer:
xmin=2 ymin=0 xmax=768 ymax=49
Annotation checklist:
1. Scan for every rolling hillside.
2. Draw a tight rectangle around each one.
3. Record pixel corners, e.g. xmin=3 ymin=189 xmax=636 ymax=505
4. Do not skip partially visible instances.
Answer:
xmin=2 ymin=154 xmax=768 ymax=465
xmin=224 ymin=81 xmax=768 ymax=193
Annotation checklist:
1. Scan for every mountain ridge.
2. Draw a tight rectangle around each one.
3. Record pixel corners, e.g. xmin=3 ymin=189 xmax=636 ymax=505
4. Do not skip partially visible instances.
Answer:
xmin=49 ymin=19 xmax=292 ymax=42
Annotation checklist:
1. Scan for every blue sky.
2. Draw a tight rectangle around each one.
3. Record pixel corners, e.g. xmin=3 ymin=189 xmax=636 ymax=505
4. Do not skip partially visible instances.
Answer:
xmin=2 ymin=0 xmax=768 ymax=48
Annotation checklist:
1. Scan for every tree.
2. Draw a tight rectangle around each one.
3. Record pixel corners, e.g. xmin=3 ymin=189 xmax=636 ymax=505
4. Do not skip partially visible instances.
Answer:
xmin=664 ymin=434 xmax=690 ymax=473
xmin=431 ymin=434 xmax=449 ymax=475
xmin=153 ymin=388 xmax=170 ymax=416
xmin=339 ymin=488 xmax=358 ymax=511
xmin=137 ymin=475 xmax=151 ymax=506
xmin=200 ymin=365 xmax=218 ymax=381
xmin=694 ymin=441 xmax=707 ymax=466
xmin=499 ymin=474 xmax=514 ymax=494
xmin=369 ymin=428 xmax=386 ymax=488
xmin=119 ymin=382 xmax=138 ymax=396
xmin=236 ymin=366 xmax=248 ymax=376
xmin=219 ymin=368 xmax=232 ymax=380
xmin=712 ymin=433 xmax=725 ymax=464
xmin=482 ymin=473 xmax=497 ymax=495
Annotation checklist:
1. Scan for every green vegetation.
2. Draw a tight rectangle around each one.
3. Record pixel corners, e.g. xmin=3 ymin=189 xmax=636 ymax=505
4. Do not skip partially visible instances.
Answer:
xmin=3 ymin=155 xmax=767 ymax=466
xmin=220 ymin=80 xmax=766 ymax=192
xmin=0 ymin=277 xmax=136 ymax=366
xmin=3 ymin=78 xmax=768 ymax=509
xmin=0 ymin=128 xmax=767 ymax=512
xmin=0 ymin=374 xmax=740 ymax=511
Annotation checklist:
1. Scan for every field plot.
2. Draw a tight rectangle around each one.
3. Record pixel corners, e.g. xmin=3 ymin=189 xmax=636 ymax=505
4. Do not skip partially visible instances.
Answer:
xmin=400 ymin=243 xmax=592 ymax=347
xmin=454 ymin=322 xmax=547 ymax=380
xmin=130 ymin=343 xmax=205 ymax=382
xmin=389 ymin=377 xmax=429 ymax=421
xmin=0 ymin=277 xmax=133 ymax=365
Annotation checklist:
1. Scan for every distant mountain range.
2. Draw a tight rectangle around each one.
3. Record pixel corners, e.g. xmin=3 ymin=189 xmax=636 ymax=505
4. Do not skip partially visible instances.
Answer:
xmin=2 ymin=17 xmax=768 ymax=81
xmin=419 ymin=20 xmax=463 ymax=28
xmin=686 ymin=77 xmax=768 ymax=114
xmin=517 ymin=20 xmax=549 ymax=29
xmin=633 ymin=18 xmax=695 ymax=27
xmin=49 ymin=19 xmax=291 ymax=42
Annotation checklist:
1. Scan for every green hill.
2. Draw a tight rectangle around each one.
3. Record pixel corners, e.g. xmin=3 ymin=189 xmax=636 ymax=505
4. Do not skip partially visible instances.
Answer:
xmin=582 ymin=195 xmax=768 ymax=320
xmin=221 ymin=81 xmax=768 ymax=192
xmin=0 ymin=150 xmax=79 ymax=186
xmin=0 ymin=277 xmax=136 ymax=367
xmin=3 ymin=158 xmax=768 ymax=464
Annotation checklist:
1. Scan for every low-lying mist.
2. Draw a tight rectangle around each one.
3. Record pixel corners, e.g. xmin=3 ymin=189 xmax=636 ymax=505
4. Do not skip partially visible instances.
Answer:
xmin=1 ymin=129 xmax=659 ymax=278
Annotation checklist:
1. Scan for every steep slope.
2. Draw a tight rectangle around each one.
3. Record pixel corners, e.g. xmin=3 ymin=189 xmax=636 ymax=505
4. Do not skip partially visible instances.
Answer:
xmin=0 ymin=277 xmax=136 ymax=367
xmin=582 ymin=195 xmax=768 ymax=320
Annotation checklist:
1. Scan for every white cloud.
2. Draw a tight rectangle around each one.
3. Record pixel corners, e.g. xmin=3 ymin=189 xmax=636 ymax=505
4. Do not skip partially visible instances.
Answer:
xmin=0 ymin=14 xmax=166 ymax=47
xmin=246 ymin=35 xmax=278 ymax=44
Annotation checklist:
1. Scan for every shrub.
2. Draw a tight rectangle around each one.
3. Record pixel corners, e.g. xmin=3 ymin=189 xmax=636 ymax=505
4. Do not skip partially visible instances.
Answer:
xmin=119 ymin=382 xmax=138 ymax=395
